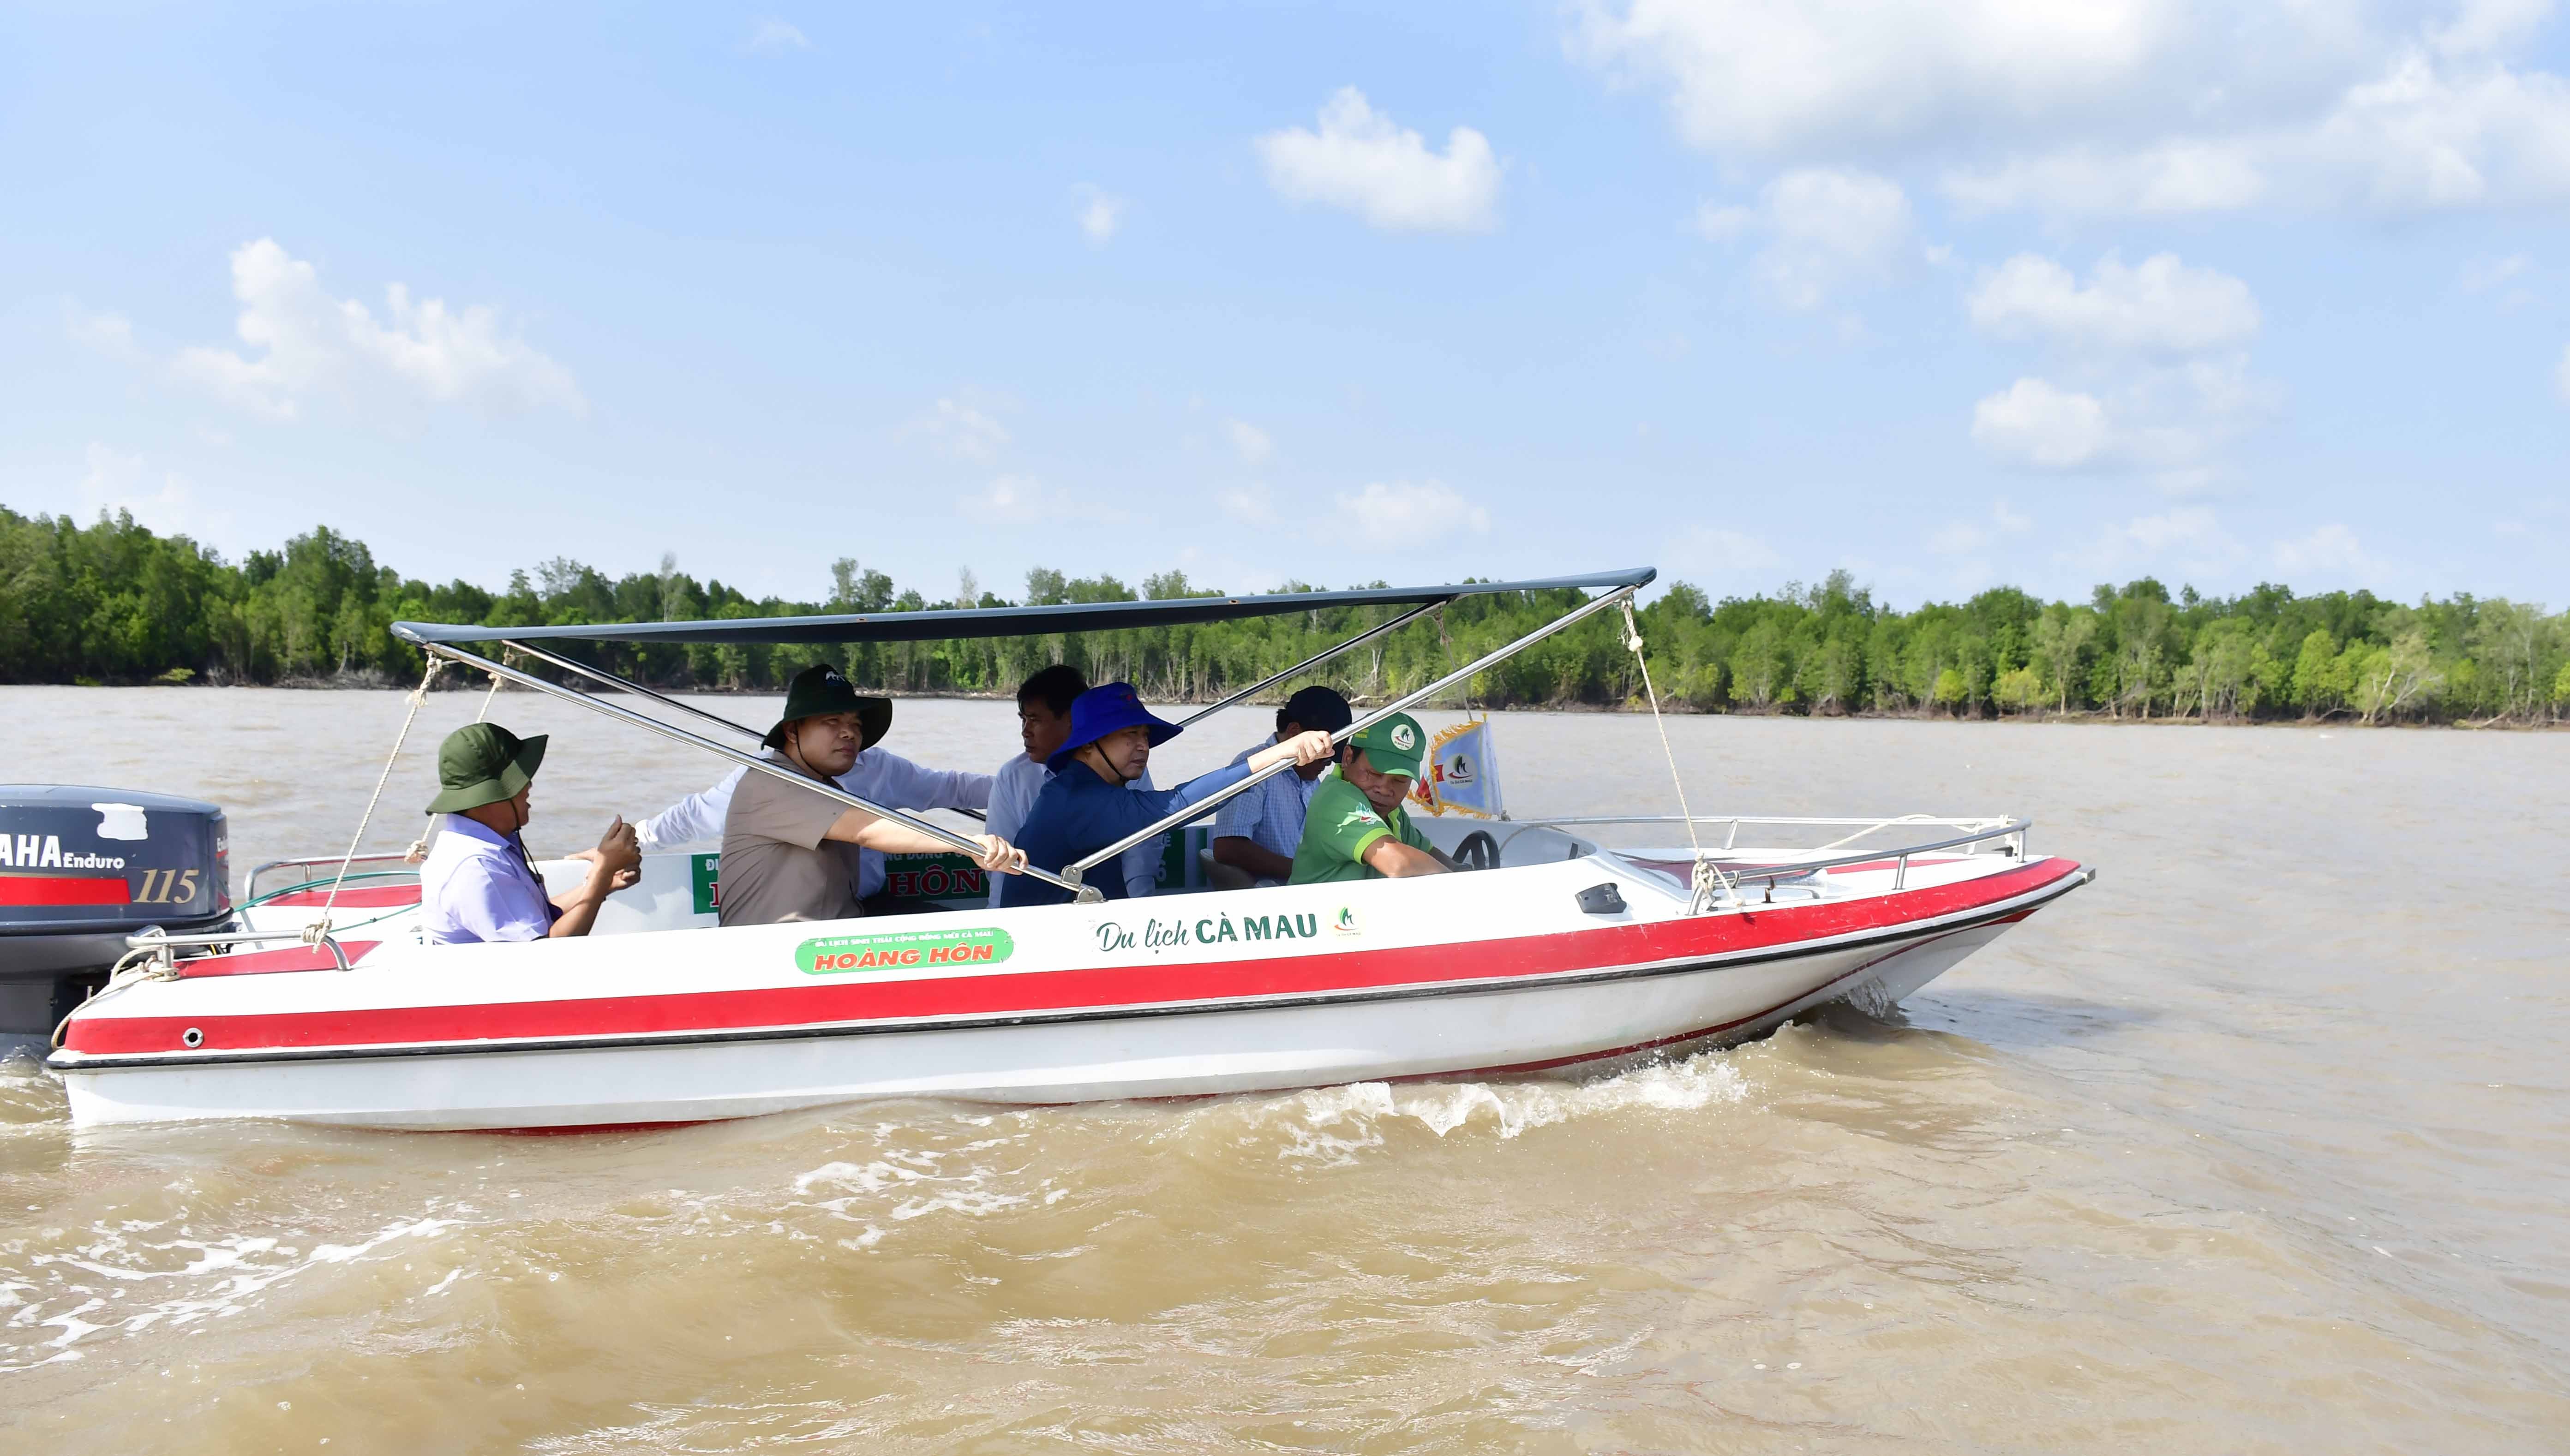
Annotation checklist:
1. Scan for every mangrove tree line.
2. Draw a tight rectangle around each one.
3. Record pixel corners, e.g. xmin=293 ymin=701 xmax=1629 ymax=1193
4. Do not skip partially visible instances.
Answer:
xmin=3 ymin=505 xmax=2564 ymax=726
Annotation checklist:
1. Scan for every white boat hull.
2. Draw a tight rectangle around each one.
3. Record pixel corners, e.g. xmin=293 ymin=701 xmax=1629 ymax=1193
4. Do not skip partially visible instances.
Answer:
xmin=51 ymin=851 xmax=2088 ymax=1131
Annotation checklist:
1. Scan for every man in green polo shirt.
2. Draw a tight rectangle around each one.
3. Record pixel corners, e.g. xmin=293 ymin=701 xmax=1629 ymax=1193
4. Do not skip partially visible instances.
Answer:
xmin=1288 ymin=712 xmax=1461 ymax=886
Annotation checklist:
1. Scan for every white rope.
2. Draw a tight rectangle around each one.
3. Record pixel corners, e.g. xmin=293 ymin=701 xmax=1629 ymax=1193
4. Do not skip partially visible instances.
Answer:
xmin=1620 ymin=602 xmax=1732 ymax=913
xmin=318 ymin=656 xmax=445 ymax=925
xmin=474 ymin=661 xmax=504 ymax=722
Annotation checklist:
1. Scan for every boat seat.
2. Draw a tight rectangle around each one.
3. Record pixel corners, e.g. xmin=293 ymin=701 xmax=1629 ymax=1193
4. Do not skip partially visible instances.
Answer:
xmin=1198 ymin=848 xmax=1256 ymax=893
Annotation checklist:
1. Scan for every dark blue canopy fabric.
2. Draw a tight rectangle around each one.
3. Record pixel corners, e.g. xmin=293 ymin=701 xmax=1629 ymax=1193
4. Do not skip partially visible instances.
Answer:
xmin=392 ymin=568 xmax=1655 ymax=647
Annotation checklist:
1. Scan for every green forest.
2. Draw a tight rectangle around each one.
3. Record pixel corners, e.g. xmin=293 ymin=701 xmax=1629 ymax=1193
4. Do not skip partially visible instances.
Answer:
xmin=5 ymin=504 xmax=2565 ymax=726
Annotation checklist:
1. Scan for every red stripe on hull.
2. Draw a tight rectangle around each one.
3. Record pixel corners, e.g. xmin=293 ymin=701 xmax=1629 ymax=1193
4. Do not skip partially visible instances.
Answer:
xmin=64 ymin=860 xmax=2082 ymax=1058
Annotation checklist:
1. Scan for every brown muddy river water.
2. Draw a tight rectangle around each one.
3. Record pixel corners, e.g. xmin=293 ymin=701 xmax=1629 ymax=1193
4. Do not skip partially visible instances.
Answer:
xmin=3 ymin=686 xmax=2565 ymax=1453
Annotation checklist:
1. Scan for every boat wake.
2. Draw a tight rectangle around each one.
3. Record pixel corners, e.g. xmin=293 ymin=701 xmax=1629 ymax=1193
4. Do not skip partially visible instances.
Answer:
xmin=1203 ymin=1050 xmax=1754 ymax=1168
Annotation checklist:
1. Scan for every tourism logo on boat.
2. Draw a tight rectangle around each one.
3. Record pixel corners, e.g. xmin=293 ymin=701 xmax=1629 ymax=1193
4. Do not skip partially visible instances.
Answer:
xmin=1331 ymin=905 xmax=1361 ymax=936
xmin=797 ymin=925 xmax=1015 ymax=974
xmin=1092 ymin=911 xmax=1324 ymax=954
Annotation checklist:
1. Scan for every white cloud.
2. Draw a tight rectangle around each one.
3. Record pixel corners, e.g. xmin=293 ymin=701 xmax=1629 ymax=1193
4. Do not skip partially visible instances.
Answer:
xmin=2272 ymin=522 xmax=2379 ymax=575
xmin=1929 ymin=498 xmax=2036 ymax=555
xmin=74 ymin=444 xmax=225 ymax=541
xmin=1076 ymin=186 xmax=1124 ymax=245
xmin=1944 ymin=141 xmax=2269 ymax=216
xmin=162 ymin=239 xmax=583 ymax=421
xmin=965 ymin=474 xmax=1122 ymax=525
xmin=1971 ymin=378 xmax=2113 ymax=469
xmin=1689 ymin=202 xmax=1755 ymax=240
xmin=2071 ymin=505 xmax=2247 ymax=577
xmin=1697 ymin=168 xmax=1911 ymax=309
xmin=2434 ymin=0 xmax=2554 ymax=58
xmin=1967 ymin=250 xmax=2273 ymax=483
xmin=1970 ymin=361 xmax=2277 ymax=481
xmin=1968 ymin=253 xmax=2261 ymax=355
xmin=1255 ymin=88 xmax=1502 ymax=233
xmin=1671 ymin=524 xmax=1782 ymax=572
xmin=916 ymin=397 xmax=1009 ymax=462
xmin=1224 ymin=419 xmax=1273 ymax=465
xmin=1330 ymin=480 xmax=1491 ymax=540
xmin=1573 ymin=1 xmax=2570 ymax=218
xmin=2459 ymin=252 xmax=2531 ymax=292
xmin=65 ymin=306 xmax=142 ymax=362
xmin=746 ymin=19 xmax=809 ymax=54
xmin=1220 ymin=484 xmax=1281 ymax=527
xmin=1574 ymin=0 xmax=2173 ymax=158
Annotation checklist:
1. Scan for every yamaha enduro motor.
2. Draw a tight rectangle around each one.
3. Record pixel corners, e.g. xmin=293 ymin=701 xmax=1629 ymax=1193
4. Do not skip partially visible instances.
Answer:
xmin=0 ymin=787 xmax=233 ymax=1049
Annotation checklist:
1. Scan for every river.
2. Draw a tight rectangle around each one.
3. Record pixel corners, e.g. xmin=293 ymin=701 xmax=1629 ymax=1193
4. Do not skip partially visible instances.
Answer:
xmin=3 ymin=686 xmax=2564 ymax=1452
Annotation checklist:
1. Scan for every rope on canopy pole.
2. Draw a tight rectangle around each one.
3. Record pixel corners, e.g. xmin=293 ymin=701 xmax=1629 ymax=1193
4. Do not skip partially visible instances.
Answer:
xmin=1620 ymin=600 xmax=1734 ymax=914
xmin=474 ymin=653 xmax=506 ymax=722
xmin=319 ymin=655 xmax=447 ymax=931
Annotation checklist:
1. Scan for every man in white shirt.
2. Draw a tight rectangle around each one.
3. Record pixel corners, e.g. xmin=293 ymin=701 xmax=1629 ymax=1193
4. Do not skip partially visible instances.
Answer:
xmin=635 ymin=692 xmax=993 ymax=907
xmin=986 ymin=664 xmax=1161 ymax=905
xmin=1210 ymin=685 xmax=1351 ymax=887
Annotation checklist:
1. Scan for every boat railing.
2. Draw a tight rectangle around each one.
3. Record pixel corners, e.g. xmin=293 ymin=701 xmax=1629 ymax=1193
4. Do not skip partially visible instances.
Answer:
xmin=1510 ymin=813 xmax=2031 ymax=892
xmin=247 ymin=852 xmax=420 ymax=902
xmin=126 ymin=925 xmax=353 ymax=972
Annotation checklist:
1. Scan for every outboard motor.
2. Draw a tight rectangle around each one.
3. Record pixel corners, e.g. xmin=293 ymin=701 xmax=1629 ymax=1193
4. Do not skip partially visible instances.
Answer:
xmin=0 ymin=786 xmax=232 ymax=1043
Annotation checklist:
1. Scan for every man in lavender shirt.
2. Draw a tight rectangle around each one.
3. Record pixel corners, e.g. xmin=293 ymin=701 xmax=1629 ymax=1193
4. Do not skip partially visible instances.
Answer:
xmin=418 ymin=723 xmax=641 ymax=945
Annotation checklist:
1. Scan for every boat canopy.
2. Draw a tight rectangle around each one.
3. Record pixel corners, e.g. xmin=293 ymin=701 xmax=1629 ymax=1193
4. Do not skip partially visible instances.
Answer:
xmin=392 ymin=568 xmax=1657 ymax=648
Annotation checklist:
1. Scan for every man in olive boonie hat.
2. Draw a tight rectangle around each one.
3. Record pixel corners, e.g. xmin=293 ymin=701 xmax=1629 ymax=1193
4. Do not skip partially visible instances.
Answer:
xmin=1287 ymin=711 xmax=1460 ymax=887
xmin=718 ymin=663 xmax=1025 ymax=927
xmin=418 ymin=722 xmax=642 ymax=944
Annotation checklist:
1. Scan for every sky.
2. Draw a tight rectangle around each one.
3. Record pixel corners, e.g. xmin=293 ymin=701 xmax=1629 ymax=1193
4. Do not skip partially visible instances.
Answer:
xmin=3 ymin=1 xmax=2567 ymax=610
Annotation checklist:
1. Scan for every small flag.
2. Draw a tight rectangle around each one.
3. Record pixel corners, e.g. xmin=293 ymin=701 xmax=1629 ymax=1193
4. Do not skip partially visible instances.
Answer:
xmin=1411 ymin=717 xmax=1504 ymax=819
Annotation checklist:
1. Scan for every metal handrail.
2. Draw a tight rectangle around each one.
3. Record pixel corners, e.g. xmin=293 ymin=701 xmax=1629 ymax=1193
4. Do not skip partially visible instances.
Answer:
xmin=1171 ymin=599 xmax=1444 ymax=728
xmin=248 ymin=851 xmax=419 ymax=901
xmin=1570 ymin=816 xmax=2035 ymax=894
xmin=501 ymin=639 xmax=770 ymax=744
xmin=128 ymin=927 xmax=353 ymax=972
xmin=402 ymin=638 xmax=1087 ymax=900
xmin=497 ymin=646 xmax=996 ymax=824
xmin=1066 ymin=580 xmax=1645 ymax=880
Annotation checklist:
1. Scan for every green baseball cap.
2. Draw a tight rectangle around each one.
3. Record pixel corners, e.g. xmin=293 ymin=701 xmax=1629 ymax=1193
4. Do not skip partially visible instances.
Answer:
xmin=764 ymin=663 xmax=893 ymax=751
xmin=426 ymin=722 xmax=547 ymax=815
xmin=1347 ymin=712 xmax=1427 ymax=780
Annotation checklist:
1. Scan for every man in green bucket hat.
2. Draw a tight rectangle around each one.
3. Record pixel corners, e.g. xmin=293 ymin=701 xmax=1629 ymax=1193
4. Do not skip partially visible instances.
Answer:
xmin=1287 ymin=711 xmax=1459 ymax=886
xmin=718 ymin=663 xmax=1026 ymax=926
xmin=418 ymin=722 xmax=644 ymax=944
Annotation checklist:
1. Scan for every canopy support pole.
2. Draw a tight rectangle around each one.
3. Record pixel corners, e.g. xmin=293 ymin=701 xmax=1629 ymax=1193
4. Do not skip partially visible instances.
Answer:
xmin=404 ymin=637 xmax=1096 ymax=902
xmin=499 ymin=639 xmax=769 ymax=744
xmin=1171 ymin=600 xmax=1445 ymax=728
xmin=1069 ymin=581 xmax=1646 ymax=877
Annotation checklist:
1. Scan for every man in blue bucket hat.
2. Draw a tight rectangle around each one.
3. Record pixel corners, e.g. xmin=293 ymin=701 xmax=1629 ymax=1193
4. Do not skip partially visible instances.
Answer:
xmin=997 ymin=683 xmax=1334 ymax=908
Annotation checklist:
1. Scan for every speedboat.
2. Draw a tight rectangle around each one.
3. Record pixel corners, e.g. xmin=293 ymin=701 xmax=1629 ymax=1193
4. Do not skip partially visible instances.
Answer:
xmin=46 ymin=568 xmax=2091 ymax=1130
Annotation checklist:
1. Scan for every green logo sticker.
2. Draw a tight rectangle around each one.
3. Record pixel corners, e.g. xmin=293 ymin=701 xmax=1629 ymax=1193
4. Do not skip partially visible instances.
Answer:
xmin=796 ymin=925 xmax=1016 ymax=975
xmin=690 ymin=853 xmax=722 ymax=916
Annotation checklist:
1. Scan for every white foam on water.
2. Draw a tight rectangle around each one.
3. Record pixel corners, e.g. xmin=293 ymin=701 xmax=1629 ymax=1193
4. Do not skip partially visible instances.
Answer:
xmin=789 ymin=1146 xmax=1032 ymax=1241
xmin=1244 ymin=1049 xmax=1753 ymax=1167
xmin=1 ymin=1213 xmax=460 ymax=1369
